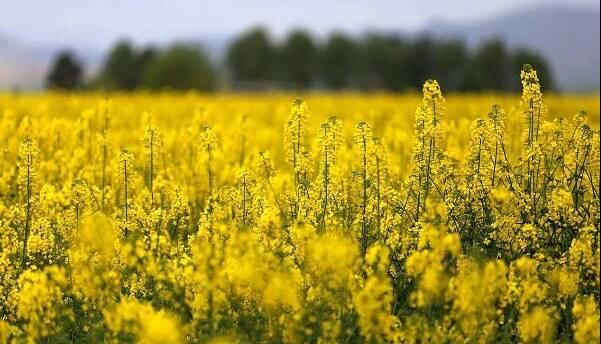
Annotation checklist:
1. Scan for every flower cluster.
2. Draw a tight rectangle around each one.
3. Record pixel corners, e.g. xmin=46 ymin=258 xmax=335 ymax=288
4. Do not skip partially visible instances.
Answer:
xmin=0 ymin=65 xmax=598 ymax=342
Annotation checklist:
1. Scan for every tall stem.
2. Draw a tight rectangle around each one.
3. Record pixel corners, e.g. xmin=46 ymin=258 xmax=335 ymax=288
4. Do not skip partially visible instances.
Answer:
xmin=21 ymin=153 xmax=32 ymax=268
xmin=150 ymin=131 xmax=154 ymax=208
xmin=295 ymin=116 xmax=301 ymax=216
xmin=322 ymin=125 xmax=329 ymax=232
xmin=361 ymin=136 xmax=367 ymax=256
xmin=242 ymin=174 xmax=247 ymax=225
xmin=376 ymin=155 xmax=381 ymax=232
xmin=207 ymin=143 xmax=213 ymax=196
xmin=101 ymin=117 xmax=108 ymax=212
xmin=102 ymin=143 xmax=107 ymax=210
xmin=124 ymin=160 xmax=129 ymax=222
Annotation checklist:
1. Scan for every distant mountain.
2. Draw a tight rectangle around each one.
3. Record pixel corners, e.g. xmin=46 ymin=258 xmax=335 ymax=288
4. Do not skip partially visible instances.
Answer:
xmin=0 ymin=34 xmax=103 ymax=90
xmin=1 ymin=4 xmax=599 ymax=91
xmin=0 ymin=34 xmax=228 ymax=90
xmin=0 ymin=34 xmax=48 ymax=89
xmin=425 ymin=5 xmax=600 ymax=92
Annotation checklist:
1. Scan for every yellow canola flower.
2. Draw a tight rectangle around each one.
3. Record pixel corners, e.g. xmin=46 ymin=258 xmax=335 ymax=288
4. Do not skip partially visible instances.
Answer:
xmin=104 ymin=298 xmax=182 ymax=343
xmin=572 ymin=296 xmax=601 ymax=344
xmin=518 ymin=307 xmax=557 ymax=344
xmin=0 ymin=68 xmax=597 ymax=343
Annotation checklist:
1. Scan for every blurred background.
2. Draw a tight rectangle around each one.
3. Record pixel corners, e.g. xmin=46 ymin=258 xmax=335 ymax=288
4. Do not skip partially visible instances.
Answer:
xmin=0 ymin=0 xmax=599 ymax=93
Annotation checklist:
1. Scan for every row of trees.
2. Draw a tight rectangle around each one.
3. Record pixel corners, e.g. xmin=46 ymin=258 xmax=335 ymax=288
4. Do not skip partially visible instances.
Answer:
xmin=95 ymin=42 xmax=218 ymax=90
xmin=226 ymin=28 xmax=553 ymax=91
xmin=46 ymin=27 xmax=554 ymax=91
xmin=47 ymin=43 xmax=217 ymax=90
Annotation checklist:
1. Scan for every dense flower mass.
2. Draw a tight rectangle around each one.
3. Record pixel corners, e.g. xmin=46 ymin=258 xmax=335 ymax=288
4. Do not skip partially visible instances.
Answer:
xmin=0 ymin=65 xmax=599 ymax=343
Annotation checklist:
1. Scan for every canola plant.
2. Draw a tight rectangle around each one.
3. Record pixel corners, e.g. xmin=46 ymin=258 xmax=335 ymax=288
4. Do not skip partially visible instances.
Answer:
xmin=0 ymin=65 xmax=599 ymax=343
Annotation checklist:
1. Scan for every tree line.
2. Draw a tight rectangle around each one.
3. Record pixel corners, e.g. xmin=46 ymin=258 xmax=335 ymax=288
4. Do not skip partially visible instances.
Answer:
xmin=46 ymin=27 xmax=554 ymax=92
xmin=47 ymin=43 xmax=217 ymax=91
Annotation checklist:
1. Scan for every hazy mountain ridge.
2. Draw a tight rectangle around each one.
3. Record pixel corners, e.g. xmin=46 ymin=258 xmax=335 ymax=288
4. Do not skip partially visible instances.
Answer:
xmin=1 ymin=34 xmax=106 ymax=89
xmin=0 ymin=34 xmax=48 ymax=89
xmin=0 ymin=4 xmax=599 ymax=91
xmin=426 ymin=5 xmax=600 ymax=92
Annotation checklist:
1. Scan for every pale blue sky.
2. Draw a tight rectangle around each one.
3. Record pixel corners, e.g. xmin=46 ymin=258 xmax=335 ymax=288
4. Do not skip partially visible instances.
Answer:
xmin=1 ymin=0 xmax=598 ymax=50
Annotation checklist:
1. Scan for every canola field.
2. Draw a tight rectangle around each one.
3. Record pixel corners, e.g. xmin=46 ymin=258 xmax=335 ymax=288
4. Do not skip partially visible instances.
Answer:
xmin=0 ymin=66 xmax=599 ymax=343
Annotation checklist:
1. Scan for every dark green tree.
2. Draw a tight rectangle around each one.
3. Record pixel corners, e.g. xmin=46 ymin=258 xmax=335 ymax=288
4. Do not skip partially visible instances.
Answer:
xmin=433 ymin=39 xmax=468 ymax=91
xmin=99 ymin=40 xmax=136 ymax=89
xmin=358 ymin=34 xmax=410 ymax=91
xmin=134 ymin=47 xmax=157 ymax=84
xmin=465 ymin=39 xmax=511 ymax=91
xmin=319 ymin=32 xmax=358 ymax=89
xmin=406 ymin=36 xmax=436 ymax=89
xmin=46 ymin=51 xmax=83 ymax=90
xmin=279 ymin=30 xmax=317 ymax=88
xmin=98 ymin=40 xmax=156 ymax=90
xmin=141 ymin=44 xmax=217 ymax=91
xmin=510 ymin=49 xmax=554 ymax=91
xmin=226 ymin=27 xmax=275 ymax=84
